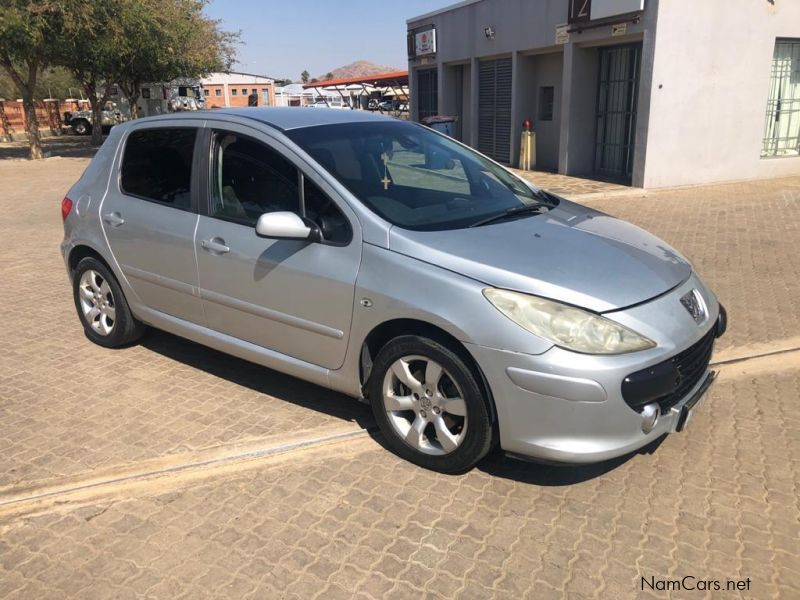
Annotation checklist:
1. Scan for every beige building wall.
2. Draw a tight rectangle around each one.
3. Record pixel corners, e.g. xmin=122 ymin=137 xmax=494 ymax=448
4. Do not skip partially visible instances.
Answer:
xmin=642 ymin=0 xmax=800 ymax=188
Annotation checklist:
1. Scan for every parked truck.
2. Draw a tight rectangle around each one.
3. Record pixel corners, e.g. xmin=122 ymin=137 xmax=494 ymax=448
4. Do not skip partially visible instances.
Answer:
xmin=65 ymin=104 xmax=126 ymax=136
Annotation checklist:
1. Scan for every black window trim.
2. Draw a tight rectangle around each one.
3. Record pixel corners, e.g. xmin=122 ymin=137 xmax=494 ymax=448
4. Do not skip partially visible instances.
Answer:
xmin=203 ymin=128 xmax=353 ymax=247
xmin=118 ymin=125 xmax=202 ymax=214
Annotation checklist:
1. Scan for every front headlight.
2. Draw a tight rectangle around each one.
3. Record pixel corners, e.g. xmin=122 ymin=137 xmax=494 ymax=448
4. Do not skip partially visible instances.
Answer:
xmin=483 ymin=288 xmax=656 ymax=354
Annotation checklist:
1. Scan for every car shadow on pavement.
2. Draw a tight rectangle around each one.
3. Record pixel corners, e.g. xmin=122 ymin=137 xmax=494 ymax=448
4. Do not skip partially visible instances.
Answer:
xmin=141 ymin=329 xmax=375 ymax=428
xmin=0 ymin=135 xmax=99 ymax=160
xmin=477 ymin=434 xmax=667 ymax=485
xmin=142 ymin=328 xmax=665 ymax=485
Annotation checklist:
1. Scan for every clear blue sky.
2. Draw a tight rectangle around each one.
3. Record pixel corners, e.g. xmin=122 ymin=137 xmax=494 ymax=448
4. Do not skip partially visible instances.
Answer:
xmin=204 ymin=0 xmax=444 ymax=81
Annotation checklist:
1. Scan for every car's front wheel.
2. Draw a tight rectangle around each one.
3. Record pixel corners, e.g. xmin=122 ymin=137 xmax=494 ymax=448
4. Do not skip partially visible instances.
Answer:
xmin=368 ymin=335 xmax=493 ymax=473
xmin=72 ymin=257 xmax=144 ymax=348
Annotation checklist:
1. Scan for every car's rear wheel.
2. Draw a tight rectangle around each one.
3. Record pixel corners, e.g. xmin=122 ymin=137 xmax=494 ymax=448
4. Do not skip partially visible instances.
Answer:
xmin=368 ymin=335 xmax=493 ymax=473
xmin=72 ymin=257 xmax=144 ymax=348
xmin=72 ymin=119 xmax=91 ymax=135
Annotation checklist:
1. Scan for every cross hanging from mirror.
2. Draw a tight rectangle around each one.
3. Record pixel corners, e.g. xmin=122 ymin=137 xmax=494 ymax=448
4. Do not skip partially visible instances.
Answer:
xmin=381 ymin=152 xmax=392 ymax=190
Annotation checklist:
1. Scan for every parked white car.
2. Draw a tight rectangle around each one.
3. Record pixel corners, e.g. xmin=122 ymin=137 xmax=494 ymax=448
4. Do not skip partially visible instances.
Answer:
xmin=308 ymin=101 xmax=349 ymax=110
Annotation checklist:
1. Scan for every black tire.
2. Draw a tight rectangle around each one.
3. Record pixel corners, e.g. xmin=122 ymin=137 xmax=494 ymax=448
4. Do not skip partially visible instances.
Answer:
xmin=368 ymin=335 xmax=493 ymax=473
xmin=72 ymin=119 xmax=91 ymax=135
xmin=72 ymin=257 xmax=145 ymax=348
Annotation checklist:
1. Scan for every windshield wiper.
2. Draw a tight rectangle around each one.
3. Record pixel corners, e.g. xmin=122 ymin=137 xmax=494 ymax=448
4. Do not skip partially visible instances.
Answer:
xmin=469 ymin=203 xmax=549 ymax=228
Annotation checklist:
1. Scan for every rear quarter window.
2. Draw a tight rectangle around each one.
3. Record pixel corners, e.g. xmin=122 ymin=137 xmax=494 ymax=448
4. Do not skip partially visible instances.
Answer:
xmin=120 ymin=128 xmax=196 ymax=209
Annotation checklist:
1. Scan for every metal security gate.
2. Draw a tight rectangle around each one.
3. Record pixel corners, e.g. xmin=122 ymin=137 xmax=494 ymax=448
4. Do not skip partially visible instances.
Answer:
xmin=478 ymin=58 xmax=512 ymax=163
xmin=594 ymin=44 xmax=642 ymax=182
xmin=762 ymin=39 xmax=800 ymax=157
xmin=416 ymin=68 xmax=438 ymax=120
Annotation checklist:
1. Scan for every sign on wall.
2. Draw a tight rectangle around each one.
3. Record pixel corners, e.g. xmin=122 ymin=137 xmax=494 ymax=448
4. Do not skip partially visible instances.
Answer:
xmin=591 ymin=0 xmax=644 ymax=21
xmin=555 ymin=24 xmax=570 ymax=45
xmin=568 ymin=0 xmax=645 ymax=24
xmin=415 ymin=28 xmax=437 ymax=57
xmin=568 ymin=0 xmax=591 ymax=24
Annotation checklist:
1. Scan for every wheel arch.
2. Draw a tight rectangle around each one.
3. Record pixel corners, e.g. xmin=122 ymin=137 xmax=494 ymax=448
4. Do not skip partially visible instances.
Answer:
xmin=67 ymin=244 xmax=113 ymax=277
xmin=359 ymin=318 xmax=497 ymax=424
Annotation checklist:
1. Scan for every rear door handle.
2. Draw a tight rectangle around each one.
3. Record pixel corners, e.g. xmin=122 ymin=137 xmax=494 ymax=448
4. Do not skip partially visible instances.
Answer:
xmin=201 ymin=237 xmax=230 ymax=254
xmin=103 ymin=212 xmax=125 ymax=227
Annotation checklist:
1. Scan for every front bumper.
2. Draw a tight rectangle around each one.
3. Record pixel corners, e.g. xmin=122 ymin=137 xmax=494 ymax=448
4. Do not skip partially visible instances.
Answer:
xmin=467 ymin=275 xmax=725 ymax=464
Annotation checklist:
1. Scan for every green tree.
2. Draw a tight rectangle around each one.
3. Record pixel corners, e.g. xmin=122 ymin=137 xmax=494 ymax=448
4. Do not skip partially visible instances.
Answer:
xmin=0 ymin=66 xmax=79 ymax=100
xmin=0 ymin=0 xmax=63 ymax=159
xmin=324 ymin=72 xmax=333 ymax=81
xmin=300 ymin=69 xmax=310 ymax=84
xmin=58 ymin=0 xmax=122 ymax=145
xmin=112 ymin=0 xmax=237 ymax=119
xmin=57 ymin=0 xmax=238 ymax=144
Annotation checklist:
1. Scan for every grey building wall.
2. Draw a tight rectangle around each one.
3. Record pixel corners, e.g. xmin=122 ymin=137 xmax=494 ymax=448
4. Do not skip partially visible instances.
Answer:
xmin=408 ymin=0 xmax=656 ymax=184
xmin=408 ymin=0 xmax=800 ymax=188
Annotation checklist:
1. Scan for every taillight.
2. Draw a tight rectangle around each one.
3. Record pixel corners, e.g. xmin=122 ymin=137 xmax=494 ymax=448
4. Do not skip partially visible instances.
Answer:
xmin=61 ymin=197 xmax=73 ymax=221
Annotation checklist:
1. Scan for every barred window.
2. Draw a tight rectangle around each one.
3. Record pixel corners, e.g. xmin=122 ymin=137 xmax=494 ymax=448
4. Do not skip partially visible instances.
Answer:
xmin=416 ymin=68 xmax=438 ymax=120
xmin=762 ymin=39 xmax=800 ymax=157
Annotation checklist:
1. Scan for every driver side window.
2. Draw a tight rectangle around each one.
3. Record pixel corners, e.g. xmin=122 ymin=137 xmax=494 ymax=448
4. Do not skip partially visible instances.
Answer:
xmin=210 ymin=132 xmax=299 ymax=225
xmin=210 ymin=131 xmax=351 ymax=244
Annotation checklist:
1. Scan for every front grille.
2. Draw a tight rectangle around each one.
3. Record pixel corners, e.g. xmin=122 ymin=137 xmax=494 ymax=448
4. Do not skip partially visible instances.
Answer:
xmin=623 ymin=328 xmax=716 ymax=414
xmin=669 ymin=329 xmax=716 ymax=408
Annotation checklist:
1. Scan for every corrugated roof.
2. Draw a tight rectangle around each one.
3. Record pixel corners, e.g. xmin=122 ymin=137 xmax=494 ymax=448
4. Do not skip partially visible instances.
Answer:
xmin=302 ymin=71 xmax=408 ymax=89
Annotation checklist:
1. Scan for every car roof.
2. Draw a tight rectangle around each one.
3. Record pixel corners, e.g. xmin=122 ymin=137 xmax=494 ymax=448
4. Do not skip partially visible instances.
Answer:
xmin=141 ymin=107 xmax=398 ymax=132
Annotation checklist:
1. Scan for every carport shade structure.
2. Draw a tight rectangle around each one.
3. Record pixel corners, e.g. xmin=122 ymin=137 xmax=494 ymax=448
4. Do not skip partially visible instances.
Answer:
xmin=302 ymin=71 xmax=409 ymax=111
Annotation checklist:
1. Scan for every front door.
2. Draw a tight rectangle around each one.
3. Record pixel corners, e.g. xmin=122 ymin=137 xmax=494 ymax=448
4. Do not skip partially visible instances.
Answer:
xmin=594 ymin=43 xmax=642 ymax=182
xmin=194 ymin=126 xmax=360 ymax=369
xmin=102 ymin=123 xmax=204 ymax=324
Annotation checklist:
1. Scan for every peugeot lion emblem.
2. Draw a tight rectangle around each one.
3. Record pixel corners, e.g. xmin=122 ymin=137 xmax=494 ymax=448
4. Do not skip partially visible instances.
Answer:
xmin=680 ymin=290 xmax=706 ymax=324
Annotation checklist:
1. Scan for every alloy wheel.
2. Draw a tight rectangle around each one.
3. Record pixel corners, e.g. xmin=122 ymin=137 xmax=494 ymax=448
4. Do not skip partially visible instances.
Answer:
xmin=78 ymin=269 xmax=116 ymax=336
xmin=382 ymin=355 xmax=468 ymax=455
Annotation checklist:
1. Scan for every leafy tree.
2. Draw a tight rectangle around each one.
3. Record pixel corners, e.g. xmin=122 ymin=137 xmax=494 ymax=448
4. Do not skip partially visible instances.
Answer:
xmin=58 ymin=0 xmax=121 ymax=145
xmin=37 ymin=67 xmax=81 ymax=98
xmin=0 ymin=66 xmax=79 ymax=101
xmin=112 ymin=0 xmax=238 ymax=119
xmin=273 ymin=78 xmax=292 ymax=87
xmin=325 ymin=72 xmax=333 ymax=80
xmin=0 ymin=0 xmax=63 ymax=159
xmin=300 ymin=70 xmax=310 ymax=84
xmin=57 ymin=0 xmax=237 ymax=144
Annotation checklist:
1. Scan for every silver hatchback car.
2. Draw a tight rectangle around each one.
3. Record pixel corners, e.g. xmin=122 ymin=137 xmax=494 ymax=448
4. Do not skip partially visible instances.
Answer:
xmin=61 ymin=108 xmax=726 ymax=473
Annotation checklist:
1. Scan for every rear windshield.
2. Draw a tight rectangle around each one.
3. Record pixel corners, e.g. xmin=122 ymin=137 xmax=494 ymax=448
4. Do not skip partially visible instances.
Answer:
xmin=287 ymin=121 xmax=544 ymax=231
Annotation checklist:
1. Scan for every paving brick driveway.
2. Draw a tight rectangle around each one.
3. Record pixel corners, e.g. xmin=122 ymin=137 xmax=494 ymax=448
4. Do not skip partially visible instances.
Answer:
xmin=0 ymin=152 xmax=798 ymax=599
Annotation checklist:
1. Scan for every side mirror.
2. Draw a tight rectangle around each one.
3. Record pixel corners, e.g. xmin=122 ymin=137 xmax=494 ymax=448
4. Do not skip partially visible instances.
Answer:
xmin=255 ymin=211 xmax=321 ymax=242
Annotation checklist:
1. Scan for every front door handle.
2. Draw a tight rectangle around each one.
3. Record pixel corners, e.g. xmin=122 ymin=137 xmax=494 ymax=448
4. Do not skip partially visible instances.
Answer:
xmin=201 ymin=237 xmax=230 ymax=254
xmin=103 ymin=212 xmax=125 ymax=227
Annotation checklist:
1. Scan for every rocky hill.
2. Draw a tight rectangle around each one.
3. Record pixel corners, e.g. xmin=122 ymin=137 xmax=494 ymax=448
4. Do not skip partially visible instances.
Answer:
xmin=317 ymin=60 xmax=402 ymax=81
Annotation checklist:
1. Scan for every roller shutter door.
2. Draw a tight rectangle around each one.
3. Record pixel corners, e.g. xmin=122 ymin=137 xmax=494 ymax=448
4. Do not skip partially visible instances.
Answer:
xmin=478 ymin=58 xmax=512 ymax=163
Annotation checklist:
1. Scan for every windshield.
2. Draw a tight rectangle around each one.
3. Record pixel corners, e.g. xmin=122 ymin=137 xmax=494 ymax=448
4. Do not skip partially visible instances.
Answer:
xmin=287 ymin=121 xmax=554 ymax=231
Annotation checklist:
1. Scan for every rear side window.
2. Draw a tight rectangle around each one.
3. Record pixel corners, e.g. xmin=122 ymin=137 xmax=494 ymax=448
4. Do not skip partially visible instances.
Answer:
xmin=121 ymin=128 xmax=196 ymax=209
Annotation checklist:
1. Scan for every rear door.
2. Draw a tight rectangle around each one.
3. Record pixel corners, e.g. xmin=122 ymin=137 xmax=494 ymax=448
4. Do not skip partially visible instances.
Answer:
xmin=194 ymin=124 xmax=361 ymax=369
xmin=101 ymin=121 xmax=204 ymax=324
